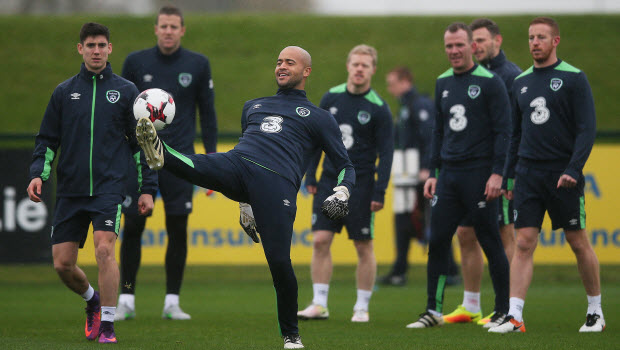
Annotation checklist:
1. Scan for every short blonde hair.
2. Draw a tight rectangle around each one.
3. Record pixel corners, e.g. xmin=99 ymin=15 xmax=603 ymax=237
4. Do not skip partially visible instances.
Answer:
xmin=347 ymin=44 xmax=377 ymax=67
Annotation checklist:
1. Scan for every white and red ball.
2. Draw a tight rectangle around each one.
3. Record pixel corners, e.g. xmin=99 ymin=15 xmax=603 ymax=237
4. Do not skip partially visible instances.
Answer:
xmin=133 ymin=88 xmax=175 ymax=131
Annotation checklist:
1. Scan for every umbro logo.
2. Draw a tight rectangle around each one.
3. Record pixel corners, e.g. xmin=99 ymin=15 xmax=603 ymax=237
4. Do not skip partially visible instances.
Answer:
xmin=361 ymin=228 xmax=370 ymax=235
xmin=329 ymin=106 xmax=338 ymax=115
xmin=442 ymin=90 xmax=449 ymax=98
xmin=71 ymin=93 xmax=81 ymax=100
xmin=569 ymin=218 xmax=578 ymax=225
xmin=252 ymin=104 xmax=262 ymax=109
xmin=521 ymin=86 xmax=528 ymax=94
xmin=105 ymin=220 xmax=114 ymax=226
xmin=477 ymin=201 xmax=486 ymax=208
xmin=283 ymin=199 xmax=290 ymax=207
xmin=143 ymin=74 xmax=153 ymax=83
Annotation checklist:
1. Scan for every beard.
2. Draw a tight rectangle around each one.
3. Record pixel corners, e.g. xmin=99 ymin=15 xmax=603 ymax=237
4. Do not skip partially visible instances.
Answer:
xmin=531 ymin=47 xmax=552 ymax=64
xmin=276 ymin=75 xmax=303 ymax=90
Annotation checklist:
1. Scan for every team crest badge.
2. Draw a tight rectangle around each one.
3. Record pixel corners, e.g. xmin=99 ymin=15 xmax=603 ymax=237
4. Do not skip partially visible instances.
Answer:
xmin=178 ymin=73 xmax=192 ymax=87
xmin=357 ymin=111 xmax=371 ymax=125
xmin=329 ymin=106 xmax=338 ymax=116
xmin=296 ymin=107 xmax=311 ymax=117
xmin=550 ymin=78 xmax=563 ymax=91
xmin=106 ymin=90 xmax=120 ymax=103
xmin=468 ymin=85 xmax=481 ymax=99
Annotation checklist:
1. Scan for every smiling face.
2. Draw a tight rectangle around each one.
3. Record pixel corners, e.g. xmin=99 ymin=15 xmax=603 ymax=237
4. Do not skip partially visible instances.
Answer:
xmin=346 ymin=53 xmax=376 ymax=92
xmin=444 ymin=29 xmax=475 ymax=73
xmin=275 ymin=46 xmax=312 ymax=90
xmin=155 ymin=14 xmax=185 ymax=55
xmin=473 ymin=27 xmax=501 ymax=64
xmin=77 ymin=35 xmax=111 ymax=74
xmin=528 ymin=23 xmax=560 ymax=67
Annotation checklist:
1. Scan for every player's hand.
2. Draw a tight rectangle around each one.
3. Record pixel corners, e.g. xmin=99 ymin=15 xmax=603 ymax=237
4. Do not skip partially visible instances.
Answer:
xmin=239 ymin=202 xmax=260 ymax=243
xmin=321 ymin=186 xmax=349 ymax=220
xmin=557 ymin=174 xmax=577 ymax=188
xmin=27 ymin=177 xmax=43 ymax=202
xmin=485 ymin=174 xmax=503 ymax=201
xmin=306 ymin=185 xmax=317 ymax=195
xmin=423 ymin=178 xmax=436 ymax=199
xmin=502 ymin=189 xmax=513 ymax=200
xmin=370 ymin=201 xmax=383 ymax=212
xmin=137 ymin=194 xmax=154 ymax=215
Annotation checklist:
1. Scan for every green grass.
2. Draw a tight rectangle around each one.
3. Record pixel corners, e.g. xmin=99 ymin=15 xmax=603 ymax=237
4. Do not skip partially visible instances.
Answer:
xmin=1 ymin=14 xmax=620 ymax=140
xmin=0 ymin=264 xmax=618 ymax=349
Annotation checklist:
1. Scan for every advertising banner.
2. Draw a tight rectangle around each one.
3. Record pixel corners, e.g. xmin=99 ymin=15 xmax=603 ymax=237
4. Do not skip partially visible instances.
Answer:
xmin=73 ymin=144 xmax=620 ymax=265
xmin=0 ymin=149 xmax=53 ymax=263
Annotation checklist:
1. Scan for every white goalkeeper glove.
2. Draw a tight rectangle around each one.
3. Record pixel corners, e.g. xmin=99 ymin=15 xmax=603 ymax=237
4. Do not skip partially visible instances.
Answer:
xmin=321 ymin=186 xmax=350 ymax=220
xmin=239 ymin=202 xmax=260 ymax=243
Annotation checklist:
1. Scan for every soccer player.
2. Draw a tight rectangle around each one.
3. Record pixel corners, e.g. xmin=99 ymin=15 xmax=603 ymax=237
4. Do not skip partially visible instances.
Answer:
xmin=444 ymin=18 xmax=522 ymax=326
xmin=27 ymin=22 xmax=157 ymax=343
xmin=297 ymin=45 xmax=393 ymax=322
xmin=379 ymin=66 xmax=432 ymax=286
xmin=135 ymin=46 xmax=355 ymax=349
xmin=490 ymin=17 xmax=604 ymax=334
xmin=406 ymin=22 xmax=510 ymax=329
xmin=115 ymin=5 xmax=217 ymax=321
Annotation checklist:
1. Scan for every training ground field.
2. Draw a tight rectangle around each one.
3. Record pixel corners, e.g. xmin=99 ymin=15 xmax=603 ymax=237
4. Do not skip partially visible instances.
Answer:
xmin=1 ymin=265 xmax=618 ymax=349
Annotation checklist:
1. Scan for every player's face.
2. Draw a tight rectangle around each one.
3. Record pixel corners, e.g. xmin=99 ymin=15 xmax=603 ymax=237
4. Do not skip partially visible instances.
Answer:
xmin=347 ymin=54 xmax=376 ymax=89
xmin=275 ymin=47 xmax=311 ymax=90
xmin=444 ymin=29 xmax=475 ymax=73
xmin=77 ymin=35 xmax=112 ymax=74
xmin=155 ymin=14 xmax=185 ymax=54
xmin=386 ymin=72 xmax=408 ymax=98
xmin=528 ymin=23 xmax=559 ymax=65
xmin=473 ymin=28 xmax=499 ymax=63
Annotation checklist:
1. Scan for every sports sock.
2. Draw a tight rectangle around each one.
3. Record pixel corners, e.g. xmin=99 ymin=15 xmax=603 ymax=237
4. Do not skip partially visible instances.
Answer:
xmin=587 ymin=294 xmax=603 ymax=318
xmin=508 ymin=297 xmax=525 ymax=322
xmin=118 ymin=293 xmax=135 ymax=310
xmin=428 ymin=309 xmax=442 ymax=317
xmin=462 ymin=291 xmax=481 ymax=313
xmin=81 ymin=285 xmax=95 ymax=301
xmin=353 ymin=289 xmax=372 ymax=311
xmin=312 ymin=283 xmax=329 ymax=308
xmin=164 ymin=294 xmax=180 ymax=309
xmin=101 ymin=306 xmax=116 ymax=322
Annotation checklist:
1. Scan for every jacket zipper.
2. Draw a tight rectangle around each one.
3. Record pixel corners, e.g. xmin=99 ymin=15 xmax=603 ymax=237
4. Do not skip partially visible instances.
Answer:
xmin=90 ymin=75 xmax=96 ymax=196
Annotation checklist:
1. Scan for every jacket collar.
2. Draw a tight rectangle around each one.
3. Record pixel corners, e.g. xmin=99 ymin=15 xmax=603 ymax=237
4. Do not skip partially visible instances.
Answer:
xmin=79 ymin=62 xmax=113 ymax=81
xmin=276 ymin=88 xmax=307 ymax=99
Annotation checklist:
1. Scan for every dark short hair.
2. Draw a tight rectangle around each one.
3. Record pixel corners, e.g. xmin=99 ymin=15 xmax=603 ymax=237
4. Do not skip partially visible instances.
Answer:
xmin=470 ymin=18 xmax=500 ymax=37
xmin=157 ymin=4 xmax=184 ymax=26
xmin=388 ymin=66 xmax=414 ymax=83
xmin=446 ymin=22 xmax=472 ymax=42
xmin=79 ymin=22 xmax=110 ymax=44
xmin=530 ymin=17 xmax=560 ymax=36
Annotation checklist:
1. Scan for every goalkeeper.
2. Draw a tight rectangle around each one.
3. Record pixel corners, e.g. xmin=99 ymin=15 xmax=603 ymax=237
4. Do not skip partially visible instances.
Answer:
xmin=135 ymin=46 xmax=354 ymax=350
xmin=298 ymin=45 xmax=394 ymax=323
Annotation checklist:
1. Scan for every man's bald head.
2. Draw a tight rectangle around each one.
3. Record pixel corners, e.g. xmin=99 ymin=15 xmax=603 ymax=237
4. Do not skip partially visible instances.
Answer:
xmin=280 ymin=46 xmax=312 ymax=67
xmin=275 ymin=46 xmax=312 ymax=90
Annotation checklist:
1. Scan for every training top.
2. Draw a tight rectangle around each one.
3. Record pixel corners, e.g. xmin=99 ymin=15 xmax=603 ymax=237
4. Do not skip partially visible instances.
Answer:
xmin=122 ymin=46 xmax=217 ymax=154
xmin=503 ymin=59 xmax=596 ymax=182
xmin=305 ymin=84 xmax=394 ymax=203
xmin=395 ymin=87 xmax=435 ymax=170
xmin=30 ymin=63 xmax=158 ymax=197
xmin=429 ymin=64 xmax=511 ymax=176
xmin=232 ymin=88 xmax=356 ymax=193
xmin=481 ymin=50 xmax=522 ymax=97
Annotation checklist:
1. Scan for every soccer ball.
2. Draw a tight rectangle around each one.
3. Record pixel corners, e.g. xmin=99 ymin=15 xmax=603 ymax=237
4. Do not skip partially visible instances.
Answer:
xmin=133 ymin=88 xmax=176 ymax=131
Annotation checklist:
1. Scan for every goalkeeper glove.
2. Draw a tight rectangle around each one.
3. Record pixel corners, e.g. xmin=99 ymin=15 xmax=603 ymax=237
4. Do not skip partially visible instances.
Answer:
xmin=321 ymin=186 xmax=350 ymax=220
xmin=239 ymin=202 xmax=260 ymax=243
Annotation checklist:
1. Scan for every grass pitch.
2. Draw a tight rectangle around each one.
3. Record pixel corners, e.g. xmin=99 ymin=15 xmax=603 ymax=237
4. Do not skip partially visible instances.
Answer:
xmin=0 ymin=264 xmax=618 ymax=349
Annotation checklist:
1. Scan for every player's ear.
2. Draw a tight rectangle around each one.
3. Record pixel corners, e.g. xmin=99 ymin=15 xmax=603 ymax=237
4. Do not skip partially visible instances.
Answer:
xmin=108 ymin=42 xmax=113 ymax=54
xmin=77 ymin=42 xmax=83 ymax=54
xmin=495 ymin=34 xmax=503 ymax=47
xmin=553 ymin=35 xmax=561 ymax=47
xmin=303 ymin=66 xmax=312 ymax=78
